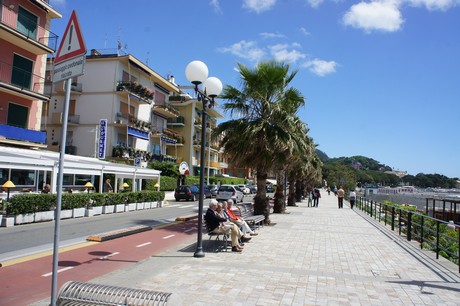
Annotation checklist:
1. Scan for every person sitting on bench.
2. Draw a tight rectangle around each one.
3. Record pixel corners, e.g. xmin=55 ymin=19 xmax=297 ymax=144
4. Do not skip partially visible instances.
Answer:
xmin=224 ymin=199 xmax=258 ymax=236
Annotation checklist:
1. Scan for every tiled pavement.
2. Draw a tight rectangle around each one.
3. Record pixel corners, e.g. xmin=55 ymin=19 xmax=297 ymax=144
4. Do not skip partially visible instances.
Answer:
xmin=37 ymin=189 xmax=460 ymax=305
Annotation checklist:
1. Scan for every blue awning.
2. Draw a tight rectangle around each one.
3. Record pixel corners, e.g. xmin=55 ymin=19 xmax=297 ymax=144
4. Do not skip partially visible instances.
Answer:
xmin=128 ymin=127 xmax=149 ymax=140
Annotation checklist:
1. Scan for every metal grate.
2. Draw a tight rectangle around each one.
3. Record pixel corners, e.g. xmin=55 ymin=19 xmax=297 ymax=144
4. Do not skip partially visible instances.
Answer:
xmin=57 ymin=281 xmax=172 ymax=306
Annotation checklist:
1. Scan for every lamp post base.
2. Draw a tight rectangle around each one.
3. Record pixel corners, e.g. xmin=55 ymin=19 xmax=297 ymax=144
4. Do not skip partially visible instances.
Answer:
xmin=193 ymin=249 xmax=205 ymax=258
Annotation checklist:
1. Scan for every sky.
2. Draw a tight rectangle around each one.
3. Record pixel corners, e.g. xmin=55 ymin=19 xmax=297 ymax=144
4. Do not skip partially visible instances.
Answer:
xmin=48 ymin=0 xmax=460 ymax=179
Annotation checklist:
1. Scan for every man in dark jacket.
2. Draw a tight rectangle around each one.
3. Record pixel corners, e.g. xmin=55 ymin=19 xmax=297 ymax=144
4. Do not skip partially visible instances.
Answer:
xmin=205 ymin=200 xmax=249 ymax=252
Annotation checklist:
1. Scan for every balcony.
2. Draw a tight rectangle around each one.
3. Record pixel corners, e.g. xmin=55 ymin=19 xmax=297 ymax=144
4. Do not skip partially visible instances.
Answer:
xmin=54 ymin=81 xmax=83 ymax=93
xmin=111 ymin=145 xmax=177 ymax=163
xmin=167 ymin=116 xmax=185 ymax=127
xmin=0 ymin=2 xmax=58 ymax=54
xmin=0 ymin=123 xmax=46 ymax=145
xmin=152 ymin=102 xmax=180 ymax=118
xmin=0 ymin=60 xmax=48 ymax=101
xmin=51 ymin=112 xmax=80 ymax=125
xmin=116 ymin=81 xmax=153 ymax=104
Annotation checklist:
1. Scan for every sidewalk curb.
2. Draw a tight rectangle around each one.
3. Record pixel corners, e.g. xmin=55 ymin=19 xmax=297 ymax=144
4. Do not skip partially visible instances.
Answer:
xmin=87 ymin=225 xmax=152 ymax=242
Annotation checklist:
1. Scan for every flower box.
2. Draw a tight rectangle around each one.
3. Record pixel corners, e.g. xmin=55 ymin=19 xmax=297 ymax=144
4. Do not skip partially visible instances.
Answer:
xmin=136 ymin=202 xmax=145 ymax=210
xmin=92 ymin=206 xmax=103 ymax=216
xmin=115 ymin=204 xmax=125 ymax=213
xmin=73 ymin=207 xmax=86 ymax=218
xmin=35 ymin=210 xmax=55 ymax=222
xmin=144 ymin=202 xmax=152 ymax=209
xmin=125 ymin=203 xmax=136 ymax=211
xmin=103 ymin=205 xmax=115 ymax=214
xmin=15 ymin=213 xmax=35 ymax=225
xmin=60 ymin=209 xmax=73 ymax=219
xmin=1 ymin=216 xmax=15 ymax=227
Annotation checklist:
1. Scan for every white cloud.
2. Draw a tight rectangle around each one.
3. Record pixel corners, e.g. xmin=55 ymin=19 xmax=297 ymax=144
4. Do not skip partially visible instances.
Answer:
xmin=218 ymin=40 xmax=265 ymax=62
xmin=303 ymin=59 xmax=338 ymax=76
xmin=243 ymin=0 xmax=277 ymax=13
xmin=300 ymin=27 xmax=311 ymax=36
xmin=269 ymin=44 xmax=306 ymax=63
xmin=406 ymin=0 xmax=459 ymax=11
xmin=343 ymin=1 xmax=404 ymax=33
xmin=308 ymin=0 xmax=325 ymax=8
xmin=260 ymin=32 xmax=286 ymax=39
xmin=209 ymin=0 xmax=222 ymax=13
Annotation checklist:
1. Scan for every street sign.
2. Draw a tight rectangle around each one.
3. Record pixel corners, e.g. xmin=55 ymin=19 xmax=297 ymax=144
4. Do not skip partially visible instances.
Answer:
xmin=54 ymin=10 xmax=86 ymax=64
xmin=98 ymin=119 xmax=107 ymax=159
xmin=52 ymin=10 xmax=86 ymax=83
xmin=134 ymin=157 xmax=141 ymax=167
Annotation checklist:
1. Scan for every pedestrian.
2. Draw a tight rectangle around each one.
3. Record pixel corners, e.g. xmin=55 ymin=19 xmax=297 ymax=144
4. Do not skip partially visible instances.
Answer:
xmin=337 ymin=186 xmax=344 ymax=208
xmin=42 ymin=184 xmax=51 ymax=194
xmin=314 ymin=188 xmax=321 ymax=207
xmin=104 ymin=178 xmax=113 ymax=193
xmin=349 ymin=189 xmax=356 ymax=209
xmin=327 ymin=186 xmax=331 ymax=195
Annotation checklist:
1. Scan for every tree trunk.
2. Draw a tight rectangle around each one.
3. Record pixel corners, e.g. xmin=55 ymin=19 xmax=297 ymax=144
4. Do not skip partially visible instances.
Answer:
xmin=295 ymin=179 xmax=303 ymax=202
xmin=254 ymin=168 xmax=270 ymax=224
xmin=273 ymin=184 xmax=285 ymax=213
xmin=287 ymin=177 xmax=296 ymax=206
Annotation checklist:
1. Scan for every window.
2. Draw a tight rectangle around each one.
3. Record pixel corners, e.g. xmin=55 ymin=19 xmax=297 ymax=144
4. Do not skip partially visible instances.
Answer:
xmin=11 ymin=169 xmax=35 ymax=186
xmin=122 ymin=71 xmax=137 ymax=83
xmin=120 ymin=102 xmax=135 ymax=116
xmin=155 ymin=91 xmax=165 ymax=104
xmin=12 ymin=54 xmax=33 ymax=89
xmin=7 ymin=103 xmax=28 ymax=128
xmin=17 ymin=6 xmax=38 ymax=39
xmin=151 ymin=142 xmax=161 ymax=155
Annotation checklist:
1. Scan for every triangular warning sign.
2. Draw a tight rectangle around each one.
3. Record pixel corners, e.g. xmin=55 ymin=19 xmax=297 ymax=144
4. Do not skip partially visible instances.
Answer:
xmin=54 ymin=10 xmax=86 ymax=64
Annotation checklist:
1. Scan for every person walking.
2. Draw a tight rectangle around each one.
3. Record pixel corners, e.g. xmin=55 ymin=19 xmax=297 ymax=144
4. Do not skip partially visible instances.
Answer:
xmin=313 ymin=188 xmax=321 ymax=207
xmin=337 ymin=186 xmax=344 ymax=208
xmin=104 ymin=178 xmax=113 ymax=193
xmin=349 ymin=189 xmax=356 ymax=209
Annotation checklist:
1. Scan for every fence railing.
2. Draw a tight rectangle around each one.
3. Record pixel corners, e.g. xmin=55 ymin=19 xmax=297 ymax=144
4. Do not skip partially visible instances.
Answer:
xmin=357 ymin=197 xmax=460 ymax=272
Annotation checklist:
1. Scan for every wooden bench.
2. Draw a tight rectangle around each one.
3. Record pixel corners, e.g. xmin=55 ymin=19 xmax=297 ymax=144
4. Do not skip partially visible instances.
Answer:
xmin=236 ymin=203 xmax=265 ymax=228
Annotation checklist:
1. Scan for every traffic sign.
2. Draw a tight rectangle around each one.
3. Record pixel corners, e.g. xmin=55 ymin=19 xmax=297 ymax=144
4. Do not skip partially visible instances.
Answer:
xmin=54 ymin=10 xmax=86 ymax=64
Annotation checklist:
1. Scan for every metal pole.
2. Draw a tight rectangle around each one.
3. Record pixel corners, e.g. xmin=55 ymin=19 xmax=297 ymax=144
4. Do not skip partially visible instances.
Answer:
xmin=194 ymin=105 xmax=207 ymax=258
xmin=50 ymin=78 xmax=71 ymax=306
xmin=207 ymin=126 xmax=210 ymax=185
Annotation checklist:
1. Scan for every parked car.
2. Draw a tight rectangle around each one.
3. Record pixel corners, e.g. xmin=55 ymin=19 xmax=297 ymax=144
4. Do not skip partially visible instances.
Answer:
xmin=216 ymin=184 xmax=244 ymax=203
xmin=266 ymin=184 xmax=274 ymax=193
xmin=207 ymin=184 xmax=219 ymax=197
xmin=174 ymin=185 xmax=212 ymax=201
xmin=246 ymin=185 xmax=257 ymax=194
xmin=237 ymin=184 xmax=250 ymax=195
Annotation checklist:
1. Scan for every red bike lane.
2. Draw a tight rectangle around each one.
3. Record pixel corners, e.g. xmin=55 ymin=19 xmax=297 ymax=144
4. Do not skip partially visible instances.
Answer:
xmin=0 ymin=220 xmax=197 ymax=305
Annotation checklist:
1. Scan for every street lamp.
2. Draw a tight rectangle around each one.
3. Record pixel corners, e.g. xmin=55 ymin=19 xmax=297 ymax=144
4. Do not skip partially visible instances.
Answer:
xmin=85 ymin=182 xmax=93 ymax=194
xmin=185 ymin=60 xmax=222 ymax=258
xmin=3 ymin=180 xmax=15 ymax=202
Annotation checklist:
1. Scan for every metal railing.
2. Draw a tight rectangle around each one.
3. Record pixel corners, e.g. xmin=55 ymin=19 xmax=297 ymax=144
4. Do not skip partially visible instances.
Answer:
xmin=0 ymin=60 xmax=46 ymax=95
xmin=57 ymin=281 xmax=172 ymax=305
xmin=0 ymin=2 xmax=58 ymax=50
xmin=357 ymin=197 xmax=460 ymax=272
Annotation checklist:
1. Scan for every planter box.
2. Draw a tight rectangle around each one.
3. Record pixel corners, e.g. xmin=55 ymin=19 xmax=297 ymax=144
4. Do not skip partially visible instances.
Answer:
xmin=15 ymin=213 xmax=35 ymax=225
xmin=144 ymin=202 xmax=152 ymax=209
xmin=103 ymin=205 xmax=115 ymax=214
xmin=1 ymin=216 xmax=15 ymax=227
xmin=92 ymin=206 xmax=103 ymax=216
xmin=60 ymin=209 xmax=73 ymax=219
xmin=115 ymin=204 xmax=125 ymax=213
xmin=73 ymin=207 xmax=86 ymax=218
xmin=35 ymin=210 xmax=55 ymax=222
xmin=136 ymin=202 xmax=145 ymax=210
xmin=125 ymin=203 xmax=136 ymax=211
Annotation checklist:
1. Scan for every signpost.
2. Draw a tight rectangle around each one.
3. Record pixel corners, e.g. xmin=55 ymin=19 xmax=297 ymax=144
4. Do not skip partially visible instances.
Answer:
xmin=98 ymin=119 xmax=107 ymax=159
xmin=50 ymin=10 xmax=86 ymax=306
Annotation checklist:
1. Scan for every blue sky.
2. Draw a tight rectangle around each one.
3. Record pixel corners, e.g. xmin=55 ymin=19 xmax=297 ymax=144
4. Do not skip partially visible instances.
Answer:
xmin=49 ymin=0 xmax=460 ymax=179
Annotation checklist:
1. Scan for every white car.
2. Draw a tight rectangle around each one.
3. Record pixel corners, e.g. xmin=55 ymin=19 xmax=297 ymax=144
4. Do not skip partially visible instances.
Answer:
xmin=216 ymin=184 xmax=244 ymax=203
xmin=237 ymin=184 xmax=250 ymax=195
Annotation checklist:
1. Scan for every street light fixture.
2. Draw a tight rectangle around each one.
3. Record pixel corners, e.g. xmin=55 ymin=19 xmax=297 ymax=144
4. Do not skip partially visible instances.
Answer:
xmin=3 ymin=180 xmax=15 ymax=202
xmin=185 ymin=60 xmax=222 ymax=258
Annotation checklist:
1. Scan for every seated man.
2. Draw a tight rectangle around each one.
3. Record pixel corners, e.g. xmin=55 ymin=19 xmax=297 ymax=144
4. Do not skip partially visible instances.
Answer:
xmin=224 ymin=199 xmax=258 ymax=236
xmin=205 ymin=199 xmax=250 ymax=252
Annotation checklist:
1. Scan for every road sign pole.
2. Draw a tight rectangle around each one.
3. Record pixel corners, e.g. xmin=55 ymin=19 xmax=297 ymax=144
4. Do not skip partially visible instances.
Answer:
xmin=50 ymin=78 xmax=72 ymax=306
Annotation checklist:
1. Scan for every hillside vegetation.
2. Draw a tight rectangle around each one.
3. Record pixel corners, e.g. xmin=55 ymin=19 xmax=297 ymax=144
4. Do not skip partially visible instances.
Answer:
xmin=318 ymin=150 xmax=458 ymax=190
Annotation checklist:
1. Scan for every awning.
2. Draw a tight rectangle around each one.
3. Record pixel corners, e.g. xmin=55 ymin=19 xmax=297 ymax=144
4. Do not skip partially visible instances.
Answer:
xmin=128 ymin=127 xmax=149 ymax=140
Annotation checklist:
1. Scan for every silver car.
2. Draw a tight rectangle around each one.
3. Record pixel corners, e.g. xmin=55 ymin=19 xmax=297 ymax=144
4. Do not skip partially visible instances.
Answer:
xmin=216 ymin=184 xmax=244 ymax=203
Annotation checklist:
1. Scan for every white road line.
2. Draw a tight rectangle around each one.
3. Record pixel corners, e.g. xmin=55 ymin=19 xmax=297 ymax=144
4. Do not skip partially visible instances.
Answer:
xmin=179 ymin=205 xmax=195 ymax=209
xmin=163 ymin=235 xmax=175 ymax=239
xmin=184 ymin=228 xmax=194 ymax=233
xmin=136 ymin=242 xmax=152 ymax=248
xmin=99 ymin=252 xmax=120 ymax=260
xmin=42 ymin=266 xmax=73 ymax=277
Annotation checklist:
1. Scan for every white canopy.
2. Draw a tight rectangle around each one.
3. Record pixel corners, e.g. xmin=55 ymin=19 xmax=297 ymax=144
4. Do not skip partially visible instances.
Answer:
xmin=0 ymin=146 xmax=161 ymax=192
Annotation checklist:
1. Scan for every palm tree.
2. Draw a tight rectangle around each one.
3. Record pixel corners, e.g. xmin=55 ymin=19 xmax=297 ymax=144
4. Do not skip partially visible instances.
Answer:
xmin=215 ymin=61 xmax=307 ymax=223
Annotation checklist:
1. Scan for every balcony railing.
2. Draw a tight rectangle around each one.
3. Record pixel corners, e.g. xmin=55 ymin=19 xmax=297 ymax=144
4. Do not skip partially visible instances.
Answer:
xmin=0 ymin=124 xmax=46 ymax=144
xmin=116 ymin=81 xmax=153 ymax=104
xmin=68 ymin=115 xmax=80 ymax=124
xmin=167 ymin=116 xmax=185 ymax=125
xmin=111 ymin=145 xmax=177 ymax=163
xmin=0 ymin=60 xmax=46 ymax=96
xmin=0 ymin=2 xmax=58 ymax=50
xmin=152 ymin=102 xmax=180 ymax=117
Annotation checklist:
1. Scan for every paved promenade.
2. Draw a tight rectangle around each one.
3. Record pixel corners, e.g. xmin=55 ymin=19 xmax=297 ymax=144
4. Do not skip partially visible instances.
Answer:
xmin=36 ymin=190 xmax=460 ymax=305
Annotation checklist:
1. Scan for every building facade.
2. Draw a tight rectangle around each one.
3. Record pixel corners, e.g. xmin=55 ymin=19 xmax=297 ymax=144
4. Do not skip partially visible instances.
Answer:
xmin=0 ymin=0 xmax=61 ymax=148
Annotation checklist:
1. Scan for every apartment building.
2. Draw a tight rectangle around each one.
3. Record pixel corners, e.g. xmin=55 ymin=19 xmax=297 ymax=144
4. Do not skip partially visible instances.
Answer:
xmin=43 ymin=50 xmax=228 ymax=178
xmin=0 ymin=0 xmax=61 ymax=148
